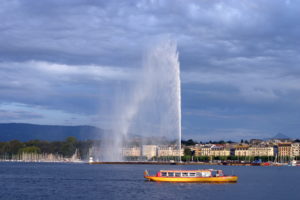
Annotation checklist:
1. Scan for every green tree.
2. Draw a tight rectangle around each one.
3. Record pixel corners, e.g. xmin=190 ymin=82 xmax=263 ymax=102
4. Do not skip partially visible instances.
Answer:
xmin=61 ymin=136 xmax=77 ymax=157
xmin=9 ymin=140 xmax=24 ymax=154
xmin=66 ymin=136 xmax=77 ymax=144
xmin=184 ymin=148 xmax=192 ymax=156
xmin=186 ymin=139 xmax=196 ymax=146
xmin=18 ymin=146 xmax=41 ymax=154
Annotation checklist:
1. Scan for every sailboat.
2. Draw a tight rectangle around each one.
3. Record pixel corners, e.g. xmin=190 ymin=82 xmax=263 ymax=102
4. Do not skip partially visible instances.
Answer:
xmin=288 ymin=157 xmax=297 ymax=167
xmin=70 ymin=149 xmax=83 ymax=163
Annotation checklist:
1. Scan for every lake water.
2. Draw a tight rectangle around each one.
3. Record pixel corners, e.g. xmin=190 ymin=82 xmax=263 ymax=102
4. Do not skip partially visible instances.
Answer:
xmin=0 ymin=162 xmax=299 ymax=200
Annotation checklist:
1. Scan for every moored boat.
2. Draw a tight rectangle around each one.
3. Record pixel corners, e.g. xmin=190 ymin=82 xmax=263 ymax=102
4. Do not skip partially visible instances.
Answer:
xmin=288 ymin=160 xmax=297 ymax=167
xmin=144 ymin=169 xmax=238 ymax=183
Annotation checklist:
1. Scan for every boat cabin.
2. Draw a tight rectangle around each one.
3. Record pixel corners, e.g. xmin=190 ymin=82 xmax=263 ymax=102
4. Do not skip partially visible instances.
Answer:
xmin=156 ymin=169 xmax=224 ymax=178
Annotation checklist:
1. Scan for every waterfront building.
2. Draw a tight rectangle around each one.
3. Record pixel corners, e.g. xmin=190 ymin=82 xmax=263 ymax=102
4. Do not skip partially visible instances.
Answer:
xmin=210 ymin=146 xmax=231 ymax=157
xmin=189 ymin=144 xmax=202 ymax=156
xmin=265 ymin=139 xmax=291 ymax=145
xmin=142 ymin=145 xmax=158 ymax=160
xmin=291 ymin=143 xmax=300 ymax=157
xmin=199 ymin=145 xmax=214 ymax=156
xmin=122 ymin=146 xmax=141 ymax=157
xmin=196 ymin=144 xmax=230 ymax=157
xmin=234 ymin=145 xmax=250 ymax=157
xmin=278 ymin=143 xmax=292 ymax=157
xmin=250 ymin=139 xmax=263 ymax=145
xmin=248 ymin=145 xmax=274 ymax=157
xmin=224 ymin=143 xmax=238 ymax=150
xmin=178 ymin=148 xmax=185 ymax=157
xmin=157 ymin=146 xmax=183 ymax=157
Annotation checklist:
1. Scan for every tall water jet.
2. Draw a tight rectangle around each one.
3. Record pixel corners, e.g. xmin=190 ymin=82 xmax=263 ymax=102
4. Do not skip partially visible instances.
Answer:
xmin=98 ymin=39 xmax=181 ymax=161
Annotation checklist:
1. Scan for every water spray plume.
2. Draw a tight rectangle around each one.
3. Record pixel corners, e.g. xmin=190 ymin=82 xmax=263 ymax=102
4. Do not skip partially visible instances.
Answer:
xmin=98 ymin=39 xmax=181 ymax=162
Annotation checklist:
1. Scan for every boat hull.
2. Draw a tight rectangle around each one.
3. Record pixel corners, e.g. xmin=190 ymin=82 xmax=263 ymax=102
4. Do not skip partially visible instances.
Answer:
xmin=145 ymin=176 xmax=238 ymax=183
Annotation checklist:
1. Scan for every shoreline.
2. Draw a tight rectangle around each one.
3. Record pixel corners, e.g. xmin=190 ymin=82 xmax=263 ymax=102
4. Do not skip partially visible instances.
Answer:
xmin=0 ymin=160 xmax=297 ymax=166
xmin=88 ymin=161 xmax=294 ymax=166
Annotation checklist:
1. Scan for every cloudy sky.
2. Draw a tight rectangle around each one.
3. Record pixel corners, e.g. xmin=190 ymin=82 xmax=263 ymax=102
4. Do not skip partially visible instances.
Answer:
xmin=1 ymin=0 xmax=300 ymax=141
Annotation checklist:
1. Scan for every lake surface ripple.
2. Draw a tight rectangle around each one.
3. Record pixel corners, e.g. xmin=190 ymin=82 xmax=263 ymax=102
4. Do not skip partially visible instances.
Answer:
xmin=0 ymin=162 xmax=299 ymax=200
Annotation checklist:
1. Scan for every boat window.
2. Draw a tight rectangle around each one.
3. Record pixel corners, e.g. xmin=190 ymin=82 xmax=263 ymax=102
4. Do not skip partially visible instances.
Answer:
xmin=168 ymin=172 xmax=174 ymax=177
xmin=211 ymin=171 xmax=217 ymax=177
xmin=189 ymin=173 xmax=196 ymax=177
xmin=182 ymin=172 xmax=188 ymax=177
xmin=202 ymin=172 xmax=211 ymax=177
xmin=175 ymin=173 xmax=181 ymax=177
xmin=161 ymin=172 xmax=167 ymax=176
xmin=196 ymin=172 xmax=202 ymax=177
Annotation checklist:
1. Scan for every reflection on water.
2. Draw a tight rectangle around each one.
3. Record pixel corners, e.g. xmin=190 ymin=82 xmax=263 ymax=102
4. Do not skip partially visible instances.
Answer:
xmin=0 ymin=162 xmax=299 ymax=200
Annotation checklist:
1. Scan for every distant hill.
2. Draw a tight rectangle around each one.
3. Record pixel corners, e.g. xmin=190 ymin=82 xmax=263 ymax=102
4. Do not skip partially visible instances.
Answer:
xmin=0 ymin=123 xmax=103 ymax=142
xmin=272 ymin=133 xmax=290 ymax=139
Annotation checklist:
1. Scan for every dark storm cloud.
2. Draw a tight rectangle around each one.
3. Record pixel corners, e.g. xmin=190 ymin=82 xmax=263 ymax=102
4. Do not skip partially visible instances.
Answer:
xmin=1 ymin=0 xmax=300 ymax=68
xmin=0 ymin=61 xmax=133 ymax=114
xmin=1 ymin=0 xmax=300 ymax=139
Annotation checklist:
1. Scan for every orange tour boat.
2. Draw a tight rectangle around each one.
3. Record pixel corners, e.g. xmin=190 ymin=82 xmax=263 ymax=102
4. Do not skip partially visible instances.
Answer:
xmin=144 ymin=169 xmax=238 ymax=183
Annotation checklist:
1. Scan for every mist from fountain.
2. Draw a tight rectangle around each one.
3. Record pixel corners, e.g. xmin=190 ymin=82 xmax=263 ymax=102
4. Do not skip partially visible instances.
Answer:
xmin=99 ymin=39 xmax=181 ymax=162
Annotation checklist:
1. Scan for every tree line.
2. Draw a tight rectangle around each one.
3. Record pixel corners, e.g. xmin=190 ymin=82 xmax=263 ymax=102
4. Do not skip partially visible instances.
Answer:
xmin=0 ymin=137 xmax=94 ymax=159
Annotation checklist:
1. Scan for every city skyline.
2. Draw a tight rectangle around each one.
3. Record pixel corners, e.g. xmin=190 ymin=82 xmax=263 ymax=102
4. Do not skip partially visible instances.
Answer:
xmin=1 ymin=1 xmax=300 ymax=141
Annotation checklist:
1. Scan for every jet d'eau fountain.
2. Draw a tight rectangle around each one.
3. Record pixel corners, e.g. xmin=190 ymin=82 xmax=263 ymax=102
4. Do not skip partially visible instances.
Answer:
xmin=95 ymin=40 xmax=182 ymax=162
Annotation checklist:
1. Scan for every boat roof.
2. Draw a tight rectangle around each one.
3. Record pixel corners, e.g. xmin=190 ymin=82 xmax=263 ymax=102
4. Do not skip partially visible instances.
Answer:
xmin=159 ymin=169 xmax=220 ymax=173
